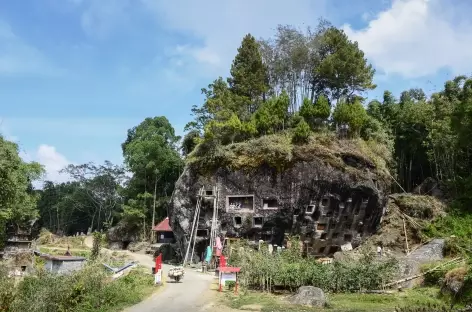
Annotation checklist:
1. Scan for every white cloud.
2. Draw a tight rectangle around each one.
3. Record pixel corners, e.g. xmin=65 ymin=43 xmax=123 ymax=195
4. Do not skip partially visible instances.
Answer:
xmin=141 ymin=0 xmax=328 ymax=77
xmin=0 ymin=20 xmax=61 ymax=76
xmin=25 ymin=145 xmax=73 ymax=185
xmin=343 ymin=0 xmax=472 ymax=78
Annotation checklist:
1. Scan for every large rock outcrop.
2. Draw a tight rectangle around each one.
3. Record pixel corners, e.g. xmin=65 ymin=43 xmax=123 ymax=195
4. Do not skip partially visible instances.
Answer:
xmin=169 ymin=134 xmax=390 ymax=257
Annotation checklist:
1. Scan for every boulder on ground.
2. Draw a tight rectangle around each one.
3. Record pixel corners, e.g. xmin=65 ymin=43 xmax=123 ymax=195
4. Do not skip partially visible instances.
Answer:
xmin=128 ymin=241 xmax=150 ymax=252
xmin=398 ymin=239 xmax=445 ymax=288
xmin=154 ymin=243 xmax=180 ymax=263
xmin=289 ymin=286 xmax=327 ymax=307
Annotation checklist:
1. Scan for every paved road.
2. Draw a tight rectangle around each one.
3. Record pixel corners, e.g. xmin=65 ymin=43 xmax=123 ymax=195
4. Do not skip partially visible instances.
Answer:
xmin=83 ymin=236 xmax=216 ymax=312
xmin=125 ymin=265 xmax=215 ymax=312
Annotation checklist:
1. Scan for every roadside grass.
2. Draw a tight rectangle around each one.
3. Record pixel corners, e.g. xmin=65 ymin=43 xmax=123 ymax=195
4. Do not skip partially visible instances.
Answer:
xmin=223 ymin=287 xmax=448 ymax=312
xmin=0 ymin=263 xmax=162 ymax=312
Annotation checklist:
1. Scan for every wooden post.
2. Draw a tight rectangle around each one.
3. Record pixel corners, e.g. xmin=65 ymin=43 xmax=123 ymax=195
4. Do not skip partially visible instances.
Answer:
xmin=218 ymin=270 xmax=222 ymax=292
xmin=235 ymin=272 xmax=238 ymax=294
xmin=402 ymin=218 xmax=410 ymax=254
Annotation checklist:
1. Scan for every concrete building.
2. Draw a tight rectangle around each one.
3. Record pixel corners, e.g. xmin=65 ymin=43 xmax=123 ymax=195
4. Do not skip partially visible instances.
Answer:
xmin=40 ymin=255 xmax=87 ymax=274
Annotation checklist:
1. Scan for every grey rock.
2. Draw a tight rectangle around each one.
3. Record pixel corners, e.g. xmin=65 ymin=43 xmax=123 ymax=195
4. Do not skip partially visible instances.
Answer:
xmin=106 ymin=222 xmax=140 ymax=248
xmin=289 ymin=286 xmax=327 ymax=307
xmin=170 ymin=159 xmax=389 ymax=257
xmin=397 ymin=239 xmax=445 ymax=288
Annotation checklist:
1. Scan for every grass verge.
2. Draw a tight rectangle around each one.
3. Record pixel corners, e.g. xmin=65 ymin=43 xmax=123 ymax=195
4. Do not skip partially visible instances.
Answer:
xmin=0 ymin=263 xmax=161 ymax=312
xmin=223 ymin=287 xmax=448 ymax=312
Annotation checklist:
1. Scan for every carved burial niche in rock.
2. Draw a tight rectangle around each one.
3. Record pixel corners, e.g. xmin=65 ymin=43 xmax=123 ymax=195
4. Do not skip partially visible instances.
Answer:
xmin=196 ymin=229 xmax=208 ymax=237
xmin=205 ymin=189 xmax=214 ymax=196
xmin=263 ymin=198 xmax=278 ymax=210
xmin=253 ymin=217 xmax=263 ymax=228
xmin=317 ymin=223 xmax=327 ymax=231
xmin=321 ymin=196 xmax=329 ymax=207
xmin=344 ymin=233 xmax=353 ymax=242
xmin=306 ymin=205 xmax=315 ymax=214
xmin=318 ymin=246 xmax=326 ymax=253
xmin=320 ymin=196 xmax=333 ymax=217
xmin=226 ymin=195 xmax=254 ymax=211
xmin=320 ymin=233 xmax=328 ymax=240
xmin=234 ymin=216 xmax=242 ymax=227
xmin=313 ymin=209 xmax=321 ymax=220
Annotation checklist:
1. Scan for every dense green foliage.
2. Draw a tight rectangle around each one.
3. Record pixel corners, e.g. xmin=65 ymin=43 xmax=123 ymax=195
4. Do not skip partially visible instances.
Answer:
xmin=0 ymin=136 xmax=44 ymax=247
xmin=228 ymin=240 xmax=398 ymax=293
xmin=0 ymin=264 xmax=154 ymax=312
xmin=30 ymin=117 xmax=183 ymax=240
xmin=185 ymin=21 xmax=376 ymax=151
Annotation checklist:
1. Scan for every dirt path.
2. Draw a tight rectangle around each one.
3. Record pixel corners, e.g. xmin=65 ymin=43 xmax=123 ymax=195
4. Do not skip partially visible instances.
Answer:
xmin=83 ymin=236 xmax=155 ymax=267
xmin=84 ymin=236 xmax=216 ymax=311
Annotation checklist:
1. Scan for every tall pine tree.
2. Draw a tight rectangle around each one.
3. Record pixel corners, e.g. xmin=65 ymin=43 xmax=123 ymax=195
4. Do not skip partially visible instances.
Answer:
xmin=228 ymin=34 xmax=269 ymax=116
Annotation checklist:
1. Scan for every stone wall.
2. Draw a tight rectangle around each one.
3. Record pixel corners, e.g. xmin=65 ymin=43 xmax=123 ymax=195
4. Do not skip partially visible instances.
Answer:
xmin=45 ymin=259 xmax=86 ymax=274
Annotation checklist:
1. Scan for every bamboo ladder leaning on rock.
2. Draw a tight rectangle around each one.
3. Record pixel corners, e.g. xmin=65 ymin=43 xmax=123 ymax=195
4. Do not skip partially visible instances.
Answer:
xmin=183 ymin=186 xmax=204 ymax=267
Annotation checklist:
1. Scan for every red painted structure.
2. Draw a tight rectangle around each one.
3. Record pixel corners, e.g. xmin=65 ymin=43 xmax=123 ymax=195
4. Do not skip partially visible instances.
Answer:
xmin=217 ymin=255 xmax=241 ymax=293
xmin=152 ymin=217 xmax=172 ymax=232
xmin=155 ymin=253 xmax=162 ymax=271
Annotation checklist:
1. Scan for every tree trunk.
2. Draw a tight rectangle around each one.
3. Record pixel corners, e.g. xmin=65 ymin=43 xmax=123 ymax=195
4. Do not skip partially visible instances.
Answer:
xmin=151 ymin=173 xmax=158 ymax=243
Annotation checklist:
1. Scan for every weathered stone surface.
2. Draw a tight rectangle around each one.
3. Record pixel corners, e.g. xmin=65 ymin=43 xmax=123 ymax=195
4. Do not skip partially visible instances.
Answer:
xmin=128 ymin=241 xmax=150 ymax=252
xmin=289 ymin=286 xmax=326 ymax=307
xmin=106 ymin=222 xmax=140 ymax=249
xmin=398 ymin=239 xmax=445 ymax=288
xmin=154 ymin=243 xmax=181 ymax=263
xmin=170 ymin=155 xmax=389 ymax=257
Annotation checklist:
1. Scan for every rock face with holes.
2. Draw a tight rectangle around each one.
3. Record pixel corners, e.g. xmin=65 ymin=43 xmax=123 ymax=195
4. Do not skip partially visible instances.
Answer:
xmin=169 ymin=149 xmax=389 ymax=258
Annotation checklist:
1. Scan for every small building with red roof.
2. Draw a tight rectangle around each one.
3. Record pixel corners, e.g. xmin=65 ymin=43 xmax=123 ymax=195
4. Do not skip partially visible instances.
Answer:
xmin=152 ymin=217 xmax=175 ymax=243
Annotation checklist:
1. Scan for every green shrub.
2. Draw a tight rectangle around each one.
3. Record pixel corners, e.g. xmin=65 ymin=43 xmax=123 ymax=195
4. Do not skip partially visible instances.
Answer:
xmin=292 ymin=119 xmax=311 ymax=144
xmin=228 ymin=239 xmax=399 ymax=293
xmin=91 ymin=232 xmax=103 ymax=261
xmin=1 ymin=263 xmax=154 ymax=312
xmin=421 ymin=262 xmax=449 ymax=286
xmin=0 ymin=267 xmax=16 ymax=311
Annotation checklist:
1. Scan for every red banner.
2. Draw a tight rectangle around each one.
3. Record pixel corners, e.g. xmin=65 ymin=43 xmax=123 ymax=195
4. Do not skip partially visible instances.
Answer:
xmin=155 ymin=253 xmax=162 ymax=270
xmin=219 ymin=255 xmax=226 ymax=268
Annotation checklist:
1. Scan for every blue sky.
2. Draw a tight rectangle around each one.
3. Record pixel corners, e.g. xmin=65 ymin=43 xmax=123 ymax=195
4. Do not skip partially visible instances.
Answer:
xmin=1 ymin=0 xmax=472 ymax=183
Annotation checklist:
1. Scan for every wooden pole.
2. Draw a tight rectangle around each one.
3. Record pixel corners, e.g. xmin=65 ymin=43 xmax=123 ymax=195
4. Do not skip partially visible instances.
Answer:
xmin=384 ymin=257 xmax=462 ymax=287
xmin=402 ymin=218 xmax=410 ymax=254
xmin=183 ymin=187 xmax=203 ymax=266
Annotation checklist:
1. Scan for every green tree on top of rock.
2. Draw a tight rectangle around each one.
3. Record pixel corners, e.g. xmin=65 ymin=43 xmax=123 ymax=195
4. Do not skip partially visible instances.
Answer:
xmin=228 ymin=33 xmax=269 ymax=115
xmin=299 ymin=95 xmax=331 ymax=129
xmin=253 ymin=91 xmax=290 ymax=134
xmin=312 ymin=27 xmax=376 ymax=102
xmin=332 ymin=98 xmax=368 ymax=136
